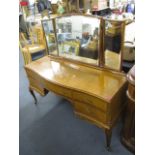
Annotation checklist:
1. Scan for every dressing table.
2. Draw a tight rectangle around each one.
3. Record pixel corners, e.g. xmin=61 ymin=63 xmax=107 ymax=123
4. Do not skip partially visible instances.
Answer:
xmin=24 ymin=14 xmax=127 ymax=150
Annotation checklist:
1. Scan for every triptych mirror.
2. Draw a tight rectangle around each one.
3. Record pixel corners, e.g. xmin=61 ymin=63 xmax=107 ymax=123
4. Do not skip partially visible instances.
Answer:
xmin=42 ymin=14 xmax=125 ymax=71
xmin=42 ymin=19 xmax=57 ymax=55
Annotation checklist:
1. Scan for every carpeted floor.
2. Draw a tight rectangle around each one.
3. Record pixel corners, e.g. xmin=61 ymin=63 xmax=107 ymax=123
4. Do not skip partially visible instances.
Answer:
xmin=19 ymin=52 xmax=132 ymax=155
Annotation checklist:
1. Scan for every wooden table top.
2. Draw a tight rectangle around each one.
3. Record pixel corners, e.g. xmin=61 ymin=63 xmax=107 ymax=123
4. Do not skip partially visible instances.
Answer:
xmin=25 ymin=56 xmax=127 ymax=102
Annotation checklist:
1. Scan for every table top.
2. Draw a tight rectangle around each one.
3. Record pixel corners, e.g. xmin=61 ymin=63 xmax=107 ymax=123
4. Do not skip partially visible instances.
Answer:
xmin=25 ymin=56 xmax=127 ymax=102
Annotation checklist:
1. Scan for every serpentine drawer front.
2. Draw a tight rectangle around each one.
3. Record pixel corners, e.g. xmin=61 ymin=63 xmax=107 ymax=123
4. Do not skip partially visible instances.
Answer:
xmin=73 ymin=91 xmax=107 ymax=112
xmin=45 ymin=80 xmax=73 ymax=99
xmin=24 ymin=56 xmax=127 ymax=149
xmin=74 ymin=101 xmax=107 ymax=125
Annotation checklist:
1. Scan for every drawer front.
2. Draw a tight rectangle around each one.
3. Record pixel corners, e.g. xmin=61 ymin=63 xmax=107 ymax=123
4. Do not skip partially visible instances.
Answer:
xmin=29 ymin=77 xmax=45 ymax=95
xmin=26 ymin=68 xmax=72 ymax=99
xmin=73 ymin=92 xmax=107 ymax=112
xmin=26 ymin=68 xmax=40 ymax=80
xmin=45 ymin=81 xmax=72 ymax=99
xmin=74 ymin=101 xmax=106 ymax=123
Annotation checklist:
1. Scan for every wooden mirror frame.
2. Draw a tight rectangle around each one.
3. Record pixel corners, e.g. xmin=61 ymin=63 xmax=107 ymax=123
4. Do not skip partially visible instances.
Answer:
xmin=41 ymin=18 xmax=59 ymax=56
xmin=41 ymin=14 xmax=125 ymax=72
xmin=51 ymin=13 xmax=103 ymax=68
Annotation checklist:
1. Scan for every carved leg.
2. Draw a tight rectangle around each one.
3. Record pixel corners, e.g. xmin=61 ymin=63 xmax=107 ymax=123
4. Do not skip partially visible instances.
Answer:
xmin=105 ymin=129 xmax=112 ymax=151
xmin=29 ymin=88 xmax=37 ymax=104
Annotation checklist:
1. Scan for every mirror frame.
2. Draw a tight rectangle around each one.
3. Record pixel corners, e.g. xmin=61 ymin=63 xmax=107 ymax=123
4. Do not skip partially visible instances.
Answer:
xmin=41 ymin=14 xmax=126 ymax=72
xmin=41 ymin=18 xmax=59 ymax=56
xmin=53 ymin=13 xmax=103 ymax=67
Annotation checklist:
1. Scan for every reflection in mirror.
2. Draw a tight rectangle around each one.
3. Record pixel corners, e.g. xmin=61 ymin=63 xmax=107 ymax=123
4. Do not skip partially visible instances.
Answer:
xmin=55 ymin=15 xmax=100 ymax=65
xmin=79 ymin=0 xmax=85 ymax=13
xmin=68 ymin=0 xmax=78 ymax=13
xmin=84 ymin=0 xmax=91 ymax=12
xmin=104 ymin=20 xmax=125 ymax=71
xmin=42 ymin=20 xmax=57 ymax=55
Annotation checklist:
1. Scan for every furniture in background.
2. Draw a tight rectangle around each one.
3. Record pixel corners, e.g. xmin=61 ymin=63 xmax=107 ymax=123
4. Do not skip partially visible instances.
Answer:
xmin=92 ymin=8 xmax=112 ymax=16
xmin=68 ymin=0 xmax=78 ymax=13
xmin=19 ymin=26 xmax=47 ymax=65
xmin=121 ymin=65 xmax=135 ymax=153
xmin=91 ymin=0 xmax=108 ymax=11
xmin=51 ymin=3 xmax=58 ymax=14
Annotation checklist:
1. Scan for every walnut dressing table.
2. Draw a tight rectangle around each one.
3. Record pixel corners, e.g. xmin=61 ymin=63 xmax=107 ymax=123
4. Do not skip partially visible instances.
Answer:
xmin=25 ymin=56 xmax=127 ymax=149
xmin=24 ymin=14 xmax=128 ymax=150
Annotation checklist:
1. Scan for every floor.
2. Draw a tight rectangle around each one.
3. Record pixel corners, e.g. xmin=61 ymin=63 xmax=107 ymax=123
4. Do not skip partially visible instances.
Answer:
xmin=19 ymin=52 xmax=132 ymax=155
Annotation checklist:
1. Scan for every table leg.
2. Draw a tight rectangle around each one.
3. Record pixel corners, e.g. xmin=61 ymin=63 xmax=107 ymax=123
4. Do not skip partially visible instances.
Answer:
xmin=29 ymin=88 xmax=37 ymax=104
xmin=105 ymin=129 xmax=112 ymax=151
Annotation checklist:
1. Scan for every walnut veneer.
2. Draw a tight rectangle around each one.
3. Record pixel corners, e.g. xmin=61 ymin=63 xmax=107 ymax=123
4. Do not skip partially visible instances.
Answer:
xmin=25 ymin=56 xmax=127 ymax=150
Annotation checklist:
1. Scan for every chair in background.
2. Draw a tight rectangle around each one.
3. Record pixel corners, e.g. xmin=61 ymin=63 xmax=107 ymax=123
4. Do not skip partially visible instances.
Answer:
xmin=19 ymin=26 xmax=47 ymax=65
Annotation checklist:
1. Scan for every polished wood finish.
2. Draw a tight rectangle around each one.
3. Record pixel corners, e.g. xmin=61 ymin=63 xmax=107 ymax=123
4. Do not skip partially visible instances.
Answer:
xmin=121 ymin=65 xmax=135 ymax=153
xmin=25 ymin=56 xmax=127 ymax=149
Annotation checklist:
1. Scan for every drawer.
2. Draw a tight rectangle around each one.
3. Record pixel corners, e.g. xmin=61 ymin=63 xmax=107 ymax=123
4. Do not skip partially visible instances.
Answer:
xmin=74 ymin=101 xmax=106 ymax=123
xmin=45 ymin=81 xmax=72 ymax=99
xmin=26 ymin=68 xmax=37 ymax=79
xmin=73 ymin=92 xmax=107 ymax=112
xmin=29 ymin=77 xmax=45 ymax=95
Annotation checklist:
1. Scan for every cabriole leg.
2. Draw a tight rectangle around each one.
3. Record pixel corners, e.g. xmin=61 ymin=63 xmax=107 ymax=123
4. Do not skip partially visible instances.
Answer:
xmin=29 ymin=87 xmax=37 ymax=104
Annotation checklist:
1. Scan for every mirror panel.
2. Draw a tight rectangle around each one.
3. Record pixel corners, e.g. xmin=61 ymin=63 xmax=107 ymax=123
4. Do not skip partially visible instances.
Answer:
xmin=55 ymin=15 xmax=101 ymax=65
xmin=104 ymin=20 xmax=125 ymax=71
xmin=42 ymin=19 xmax=58 ymax=55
